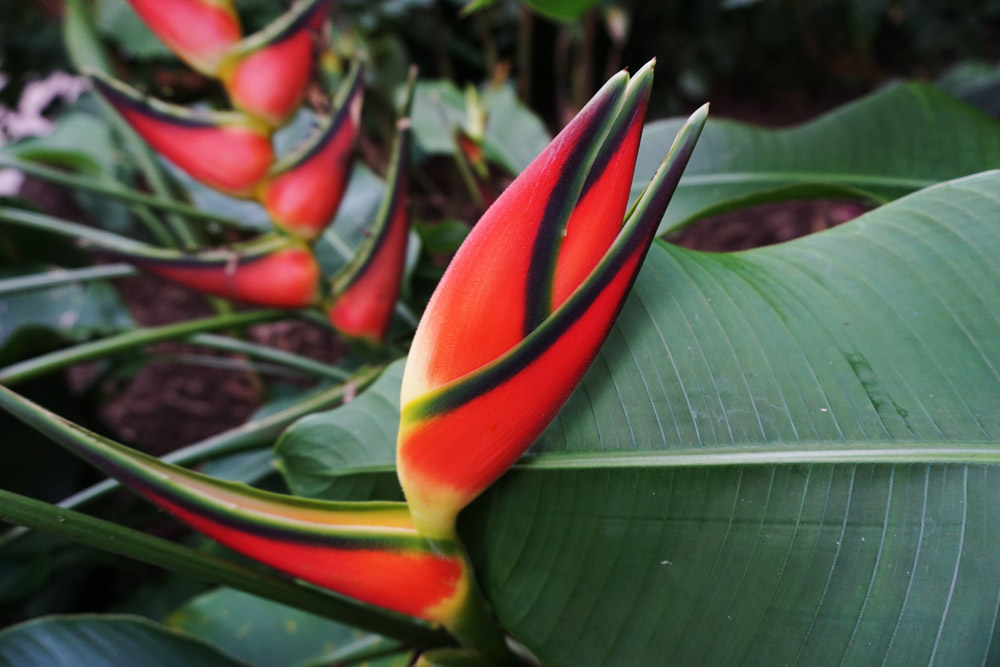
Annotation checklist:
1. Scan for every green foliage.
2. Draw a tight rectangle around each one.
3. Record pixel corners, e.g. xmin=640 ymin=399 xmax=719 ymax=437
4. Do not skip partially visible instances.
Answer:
xmin=279 ymin=172 xmax=1000 ymax=665
xmin=0 ymin=615 xmax=247 ymax=667
xmin=167 ymin=589 xmax=406 ymax=667
xmin=3 ymin=0 xmax=1000 ymax=663
xmin=634 ymin=83 xmax=1000 ymax=235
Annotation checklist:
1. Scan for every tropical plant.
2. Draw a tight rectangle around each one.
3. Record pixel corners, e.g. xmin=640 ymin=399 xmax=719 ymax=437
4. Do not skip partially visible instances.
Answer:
xmin=2 ymin=1 xmax=1000 ymax=666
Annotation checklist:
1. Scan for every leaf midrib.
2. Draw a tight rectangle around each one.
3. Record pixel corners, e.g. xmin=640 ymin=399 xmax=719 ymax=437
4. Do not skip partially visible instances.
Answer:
xmin=312 ymin=443 xmax=1000 ymax=483
xmin=665 ymin=172 xmax=933 ymax=191
xmin=519 ymin=442 xmax=1000 ymax=469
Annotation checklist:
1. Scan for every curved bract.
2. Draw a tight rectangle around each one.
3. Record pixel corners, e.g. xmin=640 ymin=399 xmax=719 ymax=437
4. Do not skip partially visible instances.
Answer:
xmin=259 ymin=63 xmax=365 ymax=240
xmin=220 ymin=0 xmax=332 ymax=126
xmin=88 ymin=72 xmax=273 ymax=197
xmin=125 ymin=0 xmax=242 ymax=75
xmin=396 ymin=62 xmax=708 ymax=538
xmin=0 ymin=387 xmax=469 ymax=624
xmin=100 ymin=237 xmax=321 ymax=308
xmin=327 ymin=118 xmax=411 ymax=343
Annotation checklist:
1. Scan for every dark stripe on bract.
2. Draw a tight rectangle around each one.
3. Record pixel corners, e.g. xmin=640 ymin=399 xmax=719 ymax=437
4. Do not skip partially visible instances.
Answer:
xmin=522 ymin=88 xmax=625 ymax=336
xmin=408 ymin=129 xmax=701 ymax=421
xmin=274 ymin=69 xmax=363 ymax=172
xmin=91 ymin=75 xmax=221 ymax=130
xmin=577 ymin=84 xmax=645 ymax=203
xmin=251 ymin=0 xmax=328 ymax=47
xmin=61 ymin=428 xmax=439 ymax=553
xmin=335 ymin=129 xmax=409 ymax=292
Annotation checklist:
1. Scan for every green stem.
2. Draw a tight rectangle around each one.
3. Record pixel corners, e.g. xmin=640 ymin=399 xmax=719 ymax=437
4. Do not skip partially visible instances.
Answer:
xmin=187 ymin=333 xmax=351 ymax=381
xmin=62 ymin=0 xmax=203 ymax=251
xmin=0 ymin=310 xmax=285 ymax=385
xmin=0 ymin=264 xmax=136 ymax=295
xmin=452 ymin=142 xmax=486 ymax=209
xmin=0 ymin=488 xmax=450 ymax=648
xmin=0 ymin=206 xmax=150 ymax=251
xmin=0 ymin=365 xmax=385 ymax=547
xmin=0 ymin=157 xmax=248 ymax=228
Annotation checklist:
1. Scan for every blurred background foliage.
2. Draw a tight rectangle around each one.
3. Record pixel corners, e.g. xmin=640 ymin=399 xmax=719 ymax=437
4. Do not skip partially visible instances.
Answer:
xmin=4 ymin=0 xmax=1000 ymax=123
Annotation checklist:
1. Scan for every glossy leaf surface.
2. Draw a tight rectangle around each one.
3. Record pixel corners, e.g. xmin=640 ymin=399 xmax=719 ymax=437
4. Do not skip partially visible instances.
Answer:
xmin=168 ymin=588 xmax=405 ymax=667
xmin=281 ymin=172 xmax=1000 ymax=665
xmin=634 ymin=83 xmax=1000 ymax=235
xmin=0 ymin=615 xmax=245 ymax=666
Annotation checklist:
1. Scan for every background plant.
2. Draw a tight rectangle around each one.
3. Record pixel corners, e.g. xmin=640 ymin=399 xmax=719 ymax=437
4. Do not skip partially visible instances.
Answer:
xmin=1 ymin=0 xmax=999 ymax=665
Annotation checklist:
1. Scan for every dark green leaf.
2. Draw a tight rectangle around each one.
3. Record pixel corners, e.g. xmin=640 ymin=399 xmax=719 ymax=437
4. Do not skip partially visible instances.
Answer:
xmin=462 ymin=171 xmax=1000 ymax=665
xmin=167 ymin=589 xmax=400 ymax=667
xmin=521 ymin=0 xmax=600 ymax=22
xmin=0 ymin=267 xmax=133 ymax=363
xmin=280 ymin=172 xmax=1000 ymax=664
xmin=634 ymin=83 xmax=1000 ymax=235
xmin=276 ymin=360 xmax=405 ymax=501
xmin=0 ymin=615 xmax=247 ymax=666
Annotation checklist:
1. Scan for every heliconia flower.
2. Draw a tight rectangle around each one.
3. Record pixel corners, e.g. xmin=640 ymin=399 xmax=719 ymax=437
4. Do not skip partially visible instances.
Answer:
xmin=0 ymin=386 xmax=474 ymax=626
xmin=256 ymin=62 xmax=364 ymax=241
xmin=89 ymin=72 xmax=273 ymax=197
xmin=396 ymin=61 xmax=708 ymax=538
xmin=99 ymin=236 xmax=321 ymax=308
xmin=125 ymin=0 xmax=242 ymax=76
xmin=326 ymin=83 xmax=413 ymax=344
xmin=219 ymin=0 xmax=332 ymax=127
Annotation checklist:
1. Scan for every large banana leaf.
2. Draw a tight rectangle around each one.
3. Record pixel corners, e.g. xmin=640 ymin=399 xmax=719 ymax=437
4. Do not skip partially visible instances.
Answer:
xmin=635 ymin=83 xmax=1000 ymax=235
xmin=280 ymin=171 xmax=1000 ymax=665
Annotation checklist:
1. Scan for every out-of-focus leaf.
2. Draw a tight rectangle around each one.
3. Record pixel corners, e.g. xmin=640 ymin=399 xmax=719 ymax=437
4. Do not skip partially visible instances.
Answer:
xmin=482 ymin=84 xmax=551 ymax=173
xmin=410 ymin=81 xmax=466 ymax=157
xmin=314 ymin=164 xmax=387 ymax=277
xmin=521 ymin=0 xmax=600 ymax=21
xmin=0 ymin=615 xmax=247 ymax=666
xmin=198 ymin=449 xmax=276 ymax=485
xmin=633 ymin=83 xmax=1000 ymax=235
xmin=63 ymin=0 xmax=113 ymax=73
xmin=410 ymin=80 xmax=549 ymax=174
xmin=275 ymin=359 xmax=404 ymax=501
xmin=0 ymin=266 xmax=133 ymax=363
xmin=934 ymin=60 xmax=1000 ymax=116
xmin=3 ymin=111 xmax=115 ymax=176
xmin=414 ymin=219 xmax=469 ymax=254
xmin=94 ymin=0 xmax=174 ymax=60
xmin=167 ymin=588 xmax=402 ymax=667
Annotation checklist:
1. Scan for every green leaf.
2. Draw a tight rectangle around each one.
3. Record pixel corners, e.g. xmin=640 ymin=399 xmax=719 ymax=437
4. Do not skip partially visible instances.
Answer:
xmin=409 ymin=81 xmax=550 ymax=175
xmin=481 ymin=84 xmax=551 ymax=174
xmin=0 ymin=266 xmax=133 ymax=363
xmin=460 ymin=171 xmax=1000 ymax=665
xmin=94 ymin=0 xmax=174 ymax=60
xmin=0 ymin=615 xmax=247 ymax=666
xmin=521 ymin=0 xmax=600 ymax=22
xmin=3 ymin=111 xmax=117 ymax=176
xmin=279 ymin=172 xmax=1000 ymax=664
xmin=167 ymin=588 xmax=402 ymax=667
xmin=635 ymin=83 xmax=1000 ymax=235
xmin=275 ymin=360 xmax=405 ymax=501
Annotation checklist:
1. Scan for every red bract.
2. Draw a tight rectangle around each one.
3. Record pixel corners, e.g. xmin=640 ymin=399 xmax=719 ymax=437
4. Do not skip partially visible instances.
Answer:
xmin=126 ymin=0 xmax=242 ymax=75
xmin=221 ymin=0 xmax=332 ymax=126
xmin=103 ymin=239 xmax=321 ymax=308
xmin=258 ymin=64 xmax=364 ymax=240
xmin=0 ymin=387 xmax=472 ymax=624
xmin=89 ymin=73 xmax=273 ymax=197
xmin=327 ymin=117 xmax=411 ymax=343
xmin=396 ymin=61 xmax=708 ymax=537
